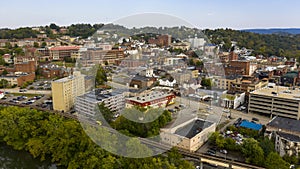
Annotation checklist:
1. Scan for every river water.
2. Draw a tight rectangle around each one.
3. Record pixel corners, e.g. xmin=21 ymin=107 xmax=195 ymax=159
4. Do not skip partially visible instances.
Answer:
xmin=0 ymin=143 xmax=60 ymax=169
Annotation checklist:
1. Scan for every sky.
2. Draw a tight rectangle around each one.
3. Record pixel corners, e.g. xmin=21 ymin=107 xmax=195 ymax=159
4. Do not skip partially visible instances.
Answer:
xmin=1 ymin=0 xmax=300 ymax=29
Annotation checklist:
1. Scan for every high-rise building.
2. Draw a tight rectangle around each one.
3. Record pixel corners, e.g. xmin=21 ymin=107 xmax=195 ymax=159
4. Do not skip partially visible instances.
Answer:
xmin=52 ymin=71 xmax=85 ymax=112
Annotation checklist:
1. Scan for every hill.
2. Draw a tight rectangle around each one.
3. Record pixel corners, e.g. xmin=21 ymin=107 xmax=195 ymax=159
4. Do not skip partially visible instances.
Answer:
xmin=242 ymin=28 xmax=300 ymax=35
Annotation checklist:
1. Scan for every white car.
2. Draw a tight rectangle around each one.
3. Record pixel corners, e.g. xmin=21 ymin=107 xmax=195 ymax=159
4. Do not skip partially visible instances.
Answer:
xmin=223 ymin=109 xmax=230 ymax=113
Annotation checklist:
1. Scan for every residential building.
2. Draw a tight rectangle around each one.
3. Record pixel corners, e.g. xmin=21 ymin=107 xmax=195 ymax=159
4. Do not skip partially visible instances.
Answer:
xmin=148 ymin=35 xmax=171 ymax=47
xmin=214 ymin=75 xmax=241 ymax=90
xmin=188 ymin=37 xmax=206 ymax=49
xmin=171 ymin=72 xmax=192 ymax=85
xmin=39 ymin=64 xmax=70 ymax=79
xmin=51 ymin=71 xmax=85 ymax=112
xmin=204 ymin=44 xmax=218 ymax=56
xmin=160 ymin=118 xmax=216 ymax=152
xmin=129 ymin=75 xmax=156 ymax=89
xmin=75 ymin=89 xmax=125 ymax=120
xmin=280 ymin=71 xmax=300 ymax=86
xmin=230 ymin=75 xmax=268 ymax=94
xmin=50 ymin=46 xmax=80 ymax=60
xmin=248 ymin=86 xmax=300 ymax=120
xmin=229 ymin=51 xmax=238 ymax=61
xmin=80 ymin=48 xmax=125 ymax=66
xmin=15 ymin=60 xmax=36 ymax=73
xmin=0 ymin=73 xmax=35 ymax=86
xmin=2 ymin=54 xmax=12 ymax=63
xmin=159 ymin=78 xmax=176 ymax=87
xmin=125 ymin=91 xmax=175 ymax=108
xmin=171 ymin=42 xmax=190 ymax=50
xmin=266 ymin=117 xmax=300 ymax=156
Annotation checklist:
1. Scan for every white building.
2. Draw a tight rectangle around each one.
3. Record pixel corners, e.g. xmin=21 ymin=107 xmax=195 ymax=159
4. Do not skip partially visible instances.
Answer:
xmin=159 ymin=78 xmax=176 ymax=87
xmin=188 ymin=37 xmax=206 ymax=49
xmin=160 ymin=118 xmax=216 ymax=152
xmin=221 ymin=92 xmax=245 ymax=109
xmin=75 ymin=90 xmax=125 ymax=120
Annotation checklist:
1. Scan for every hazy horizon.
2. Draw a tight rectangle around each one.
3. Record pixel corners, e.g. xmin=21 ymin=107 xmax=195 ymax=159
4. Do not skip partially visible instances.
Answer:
xmin=1 ymin=0 xmax=300 ymax=29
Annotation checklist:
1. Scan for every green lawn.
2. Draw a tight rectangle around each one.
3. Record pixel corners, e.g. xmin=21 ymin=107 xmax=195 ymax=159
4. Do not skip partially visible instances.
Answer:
xmin=52 ymin=61 xmax=75 ymax=67
xmin=10 ymin=93 xmax=42 ymax=97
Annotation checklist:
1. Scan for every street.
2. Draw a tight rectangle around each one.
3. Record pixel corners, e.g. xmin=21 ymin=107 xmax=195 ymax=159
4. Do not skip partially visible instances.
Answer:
xmin=1 ymin=88 xmax=51 ymax=95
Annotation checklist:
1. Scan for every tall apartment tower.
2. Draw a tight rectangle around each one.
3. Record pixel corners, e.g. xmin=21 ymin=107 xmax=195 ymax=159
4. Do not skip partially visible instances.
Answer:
xmin=51 ymin=71 xmax=85 ymax=112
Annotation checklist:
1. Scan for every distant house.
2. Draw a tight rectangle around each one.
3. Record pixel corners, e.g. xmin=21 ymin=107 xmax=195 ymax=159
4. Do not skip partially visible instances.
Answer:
xmin=129 ymin=75 xmax=156 ymax=89
xmin=159 ymin=78 xmax=176 ymax=87
xmin=2 ymin=54 xmax=12 ymax=63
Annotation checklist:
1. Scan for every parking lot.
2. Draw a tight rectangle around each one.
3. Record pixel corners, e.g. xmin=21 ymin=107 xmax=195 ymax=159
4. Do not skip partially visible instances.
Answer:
xmin=27 ymin=80 xmax=51 ymax=90
xmin=1 ymin=92 xmax=53 ymax=110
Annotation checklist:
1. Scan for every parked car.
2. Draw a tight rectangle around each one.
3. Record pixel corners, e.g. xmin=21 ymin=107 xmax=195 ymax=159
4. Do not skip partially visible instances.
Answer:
xmin=252 ymin=117 xmax=259 ymax=122
xmin=206 ymin=150 xmax=216 ymax=156
xmin=220 ymin=149 xmax=228 ymax=154
xmin=19 ymin=89 xmax=27 ymax=92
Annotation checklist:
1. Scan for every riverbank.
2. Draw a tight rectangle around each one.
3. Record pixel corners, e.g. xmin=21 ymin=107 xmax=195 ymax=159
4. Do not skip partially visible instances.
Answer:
xmin=0 ymin=142 xmax=58 ymax=169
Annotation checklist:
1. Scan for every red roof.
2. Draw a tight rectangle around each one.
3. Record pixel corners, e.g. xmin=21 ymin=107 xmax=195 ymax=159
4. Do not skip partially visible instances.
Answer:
xmin=50 ymin=46 xmax=80 ymax=51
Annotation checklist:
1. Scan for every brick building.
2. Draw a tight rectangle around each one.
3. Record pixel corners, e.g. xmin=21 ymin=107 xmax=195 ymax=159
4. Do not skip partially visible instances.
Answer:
xmin=50 ymin=46 xmax=80 ymax=60
xmin=80 ymin=49 xmax=125 ymax=66
xmin=0 ymin=73 xmax=35 ymax=86
xmin=148 ymin=35 xmax=171 ymax=47
xmin=15 ymin=60 xmax=36 ymax=73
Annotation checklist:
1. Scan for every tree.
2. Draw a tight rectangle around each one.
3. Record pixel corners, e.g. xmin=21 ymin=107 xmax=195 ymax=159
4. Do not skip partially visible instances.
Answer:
xmin=96 ymin=102 xmax=114 ymax=124
xmin=201 ymin=77 xmax=213 ymax=89
xmin=0 ymin=106 xmax=194 ymax=169
xmin=1 ymin=69 xmax=8 ymax=76
xmin=33 ymin=42 xmax=39 ymax=48
xmin=41 ymin=42 xmax=47 ymax=48
xmin=188 ymin=59 xmax=195 ymax=66
xmin=49 ymin=23 xmax=60 ymax=31
xmin=259 ymin=138 xmax=275 ymax=157
xmin=241 ymin=138 xmax=265 ymax=166
xmin=95 ymin=65 xmax=107 ymax=86
xmin=195 ymin=60 xmax=203 ymax=67
xmin=265 ymin=152 xmax=289 ymax=169
xmin=0 ymin=79 xmax=8 ymax=88
xmin=283 ymin=155 xmax=299 ymax=165
xmin=0 ymin=55 xmax=5 ymax=65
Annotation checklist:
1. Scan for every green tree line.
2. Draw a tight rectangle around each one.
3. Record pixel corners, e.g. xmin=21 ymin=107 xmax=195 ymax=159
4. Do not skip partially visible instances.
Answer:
xmin=0 ymin=106 xmax=193 ymax=169
xmin=209 ymin=129 xmax=295 ymax=169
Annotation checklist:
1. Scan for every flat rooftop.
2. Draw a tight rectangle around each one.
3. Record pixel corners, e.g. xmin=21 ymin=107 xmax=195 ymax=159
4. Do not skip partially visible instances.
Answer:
xmin=53 ymin=76 xmax=74 ymax=83
xmin=240 ymin=120 xmax=262 ymax=131
xmin=175 ymin=119 xmax=213 ymax=139
xmin=267 ymin=116 xmax=300 ymax=133
xmin=127 ymin=91 xmax=173 ymax=103
xmin=78 ymin=90 xmax=124 ymax=102
xmin=251 ymin=86 xmax=300 ymax=100
xmin=278 ymin=132 xmax=300 ymax=142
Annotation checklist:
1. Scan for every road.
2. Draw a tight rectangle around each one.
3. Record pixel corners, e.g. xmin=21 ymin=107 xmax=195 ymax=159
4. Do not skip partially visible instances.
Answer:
xmin=1 ymin=88 xmax=51 ymax=95
xmin=176 ymin=96 xmax=272 ymax=125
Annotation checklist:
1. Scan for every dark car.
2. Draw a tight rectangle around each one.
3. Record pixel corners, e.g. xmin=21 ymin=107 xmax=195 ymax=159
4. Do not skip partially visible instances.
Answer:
xmin=252 ymin=117 xmax=259 ymax=122
xmin=206 ymin=150 xmax=216 ymax=156
xmin=234 ymin=118 xmax=242 ymax=125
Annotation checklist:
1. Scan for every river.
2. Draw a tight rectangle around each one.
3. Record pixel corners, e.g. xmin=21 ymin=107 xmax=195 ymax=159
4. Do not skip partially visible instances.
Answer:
xmin=0 ymin=142 xmax=61 ymax=169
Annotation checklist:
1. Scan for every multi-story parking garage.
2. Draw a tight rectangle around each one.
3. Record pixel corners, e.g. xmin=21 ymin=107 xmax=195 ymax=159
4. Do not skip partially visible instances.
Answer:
xmin=248 ymin=86 xmax=300 ymax=120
